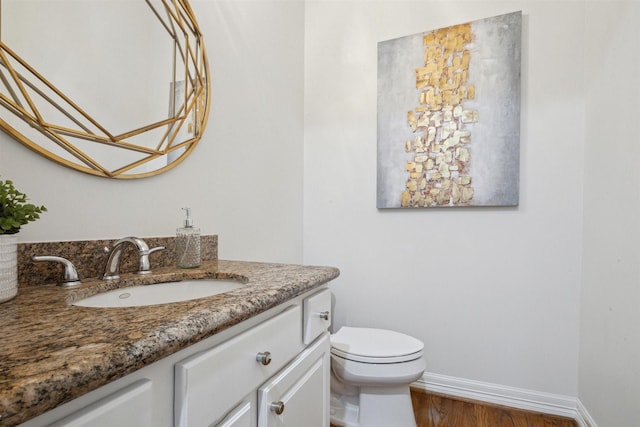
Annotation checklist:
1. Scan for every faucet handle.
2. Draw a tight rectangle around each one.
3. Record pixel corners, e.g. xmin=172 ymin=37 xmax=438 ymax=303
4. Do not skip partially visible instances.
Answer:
xmin=148 ymin=246 xmax=165 ymax=255
xmin=136 ymin=246 xmax=166 ymax=275
xmin=32 ymin=255 xmax=82 ymax=287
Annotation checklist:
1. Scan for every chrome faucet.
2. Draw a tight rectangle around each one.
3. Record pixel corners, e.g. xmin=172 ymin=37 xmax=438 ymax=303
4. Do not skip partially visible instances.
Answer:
xmin=32 ymin=255 xmax=82 ymax=287
xmin=102 ymin=237 xmax=165 ymax=280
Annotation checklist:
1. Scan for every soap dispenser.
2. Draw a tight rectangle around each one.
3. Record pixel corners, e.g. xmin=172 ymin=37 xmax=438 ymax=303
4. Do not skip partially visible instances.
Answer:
xmin=176 ymin=207 xmax=201 ymax=268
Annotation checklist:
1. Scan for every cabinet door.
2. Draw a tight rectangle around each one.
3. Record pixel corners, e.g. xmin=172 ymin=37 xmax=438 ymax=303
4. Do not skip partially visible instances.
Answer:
xmin=48 ymin=380 xmax=152 ymax=427
xmin=258 ymin=334 xmax=330 ymax=427
xmin=216 ymin=397 xmax=255 ymax=427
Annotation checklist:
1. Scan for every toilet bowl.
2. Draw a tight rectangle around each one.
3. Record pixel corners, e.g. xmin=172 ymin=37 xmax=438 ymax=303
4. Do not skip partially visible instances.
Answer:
xmin=329 ymin=327 xmax=426 ymax=427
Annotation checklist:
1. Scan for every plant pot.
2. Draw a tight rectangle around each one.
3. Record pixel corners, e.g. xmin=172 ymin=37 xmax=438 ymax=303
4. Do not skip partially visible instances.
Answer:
xmin=0 ymin=234 xmax=18 ymax=303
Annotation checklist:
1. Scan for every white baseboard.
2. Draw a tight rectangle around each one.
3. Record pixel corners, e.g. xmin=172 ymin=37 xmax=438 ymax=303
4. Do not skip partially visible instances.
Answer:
xmin=413 ymin=372 xmax=597 ymax=426
xmin=575 ymin=399 xmax=598 ymax=427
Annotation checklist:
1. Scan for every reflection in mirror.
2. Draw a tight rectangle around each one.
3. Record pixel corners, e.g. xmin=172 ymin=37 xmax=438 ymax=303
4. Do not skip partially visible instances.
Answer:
xmin=0 ymin=0 xmax=210 ymax=178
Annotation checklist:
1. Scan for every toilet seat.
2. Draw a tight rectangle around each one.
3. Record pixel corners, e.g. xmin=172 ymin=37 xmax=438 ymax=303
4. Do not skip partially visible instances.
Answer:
xmin=330 ymin=327 xmax=424 ymax=364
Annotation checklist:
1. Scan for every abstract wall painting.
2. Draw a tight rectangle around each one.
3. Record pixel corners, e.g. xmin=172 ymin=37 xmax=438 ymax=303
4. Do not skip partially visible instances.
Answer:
xmin=377 ymin=11 xmax=521 ymax=208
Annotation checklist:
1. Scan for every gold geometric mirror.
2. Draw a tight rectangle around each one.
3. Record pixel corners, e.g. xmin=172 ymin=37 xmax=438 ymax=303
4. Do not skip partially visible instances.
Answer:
xmin=0 ymin=0 xmax=210 ymax=179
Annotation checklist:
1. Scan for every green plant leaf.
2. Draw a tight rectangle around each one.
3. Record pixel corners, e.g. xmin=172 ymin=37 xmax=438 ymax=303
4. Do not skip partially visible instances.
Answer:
xmin=0 ymin=179 xmax=47 ymax=234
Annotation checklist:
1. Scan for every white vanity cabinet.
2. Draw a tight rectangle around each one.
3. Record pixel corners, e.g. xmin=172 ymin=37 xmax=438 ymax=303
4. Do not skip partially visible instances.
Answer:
xmin=175 ymin=288 xmax=332 ymax=427
xmin=174 ymin=305 xmax=305 ymax=426
xmin=18 ymin=287 xmax=332 ymax=427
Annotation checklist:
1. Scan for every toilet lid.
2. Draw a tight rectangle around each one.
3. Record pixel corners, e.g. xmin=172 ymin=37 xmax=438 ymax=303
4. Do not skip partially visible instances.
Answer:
xmin=330 ymin=327 xmax=424 ymax=364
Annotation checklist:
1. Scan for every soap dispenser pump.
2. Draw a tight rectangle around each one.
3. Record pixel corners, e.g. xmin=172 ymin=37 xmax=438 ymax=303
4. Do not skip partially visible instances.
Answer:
xmin=176 ymin=207 xmax=201 ymax=268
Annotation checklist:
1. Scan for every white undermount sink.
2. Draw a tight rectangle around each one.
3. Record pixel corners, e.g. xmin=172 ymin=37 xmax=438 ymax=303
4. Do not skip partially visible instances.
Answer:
xmin=73 ymin=279 xmax=244 ymax=308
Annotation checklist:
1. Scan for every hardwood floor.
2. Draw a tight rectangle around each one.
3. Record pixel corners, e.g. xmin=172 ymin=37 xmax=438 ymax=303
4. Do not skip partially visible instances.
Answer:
xmin=411 ymin=389 xmax=578 ymax=427
xmin=330 ymin=388 xmax=578 ymax=427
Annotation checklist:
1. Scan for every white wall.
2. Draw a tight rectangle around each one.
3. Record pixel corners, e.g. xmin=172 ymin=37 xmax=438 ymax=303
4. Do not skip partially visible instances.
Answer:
xmin=303 ymin=1 xmax=584 ymax=396
xmin=0 ymin=0 xmax=305 ymax=264
xmin=580 ymin=2 xmax=640 ymax=426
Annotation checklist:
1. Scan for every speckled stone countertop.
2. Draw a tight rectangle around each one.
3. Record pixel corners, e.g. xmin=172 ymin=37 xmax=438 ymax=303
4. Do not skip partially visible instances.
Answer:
xmin=0 ymin=259 xmax=339 ymax=426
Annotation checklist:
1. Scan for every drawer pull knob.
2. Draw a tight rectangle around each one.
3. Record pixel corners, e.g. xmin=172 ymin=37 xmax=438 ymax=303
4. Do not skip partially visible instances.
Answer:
xmin=319 ymin=311 xmax=330 ymax=321
xmin=270 ymin=401 xmax=285 ymax=415
xmin=256 ymin=351 xmax=272 ymax=365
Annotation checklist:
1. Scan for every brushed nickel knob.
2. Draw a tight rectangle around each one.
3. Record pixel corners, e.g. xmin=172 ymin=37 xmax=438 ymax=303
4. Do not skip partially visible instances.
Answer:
xmin=270 ymin=401 xmax=285 ymax=415
xmin=256 ymin=351 xmax=272 ymax=366
xmin=319 ymin=311 xmax=330 ymax=320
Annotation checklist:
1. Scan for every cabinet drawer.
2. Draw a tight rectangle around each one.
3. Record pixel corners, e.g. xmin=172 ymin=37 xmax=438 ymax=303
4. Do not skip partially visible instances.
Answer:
xmin=175 ymin=305 xmax=303 ymax=427
xmin=303 ymin=289 xmax=332 ymax=344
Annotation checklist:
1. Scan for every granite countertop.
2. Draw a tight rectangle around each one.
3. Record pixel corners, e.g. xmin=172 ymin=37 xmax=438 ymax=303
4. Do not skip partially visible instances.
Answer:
xmin=0 ymin=260 xmax=340 ymax=426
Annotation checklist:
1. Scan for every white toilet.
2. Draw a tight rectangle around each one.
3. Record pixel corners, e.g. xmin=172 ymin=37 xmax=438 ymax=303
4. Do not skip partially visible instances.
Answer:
xmin=329 ymin=327 xmax=426 ymax=427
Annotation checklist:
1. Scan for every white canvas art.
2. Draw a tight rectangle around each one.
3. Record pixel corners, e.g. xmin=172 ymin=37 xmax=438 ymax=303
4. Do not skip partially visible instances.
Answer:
xmin=377 ymin=11 xmax=521 ymax=208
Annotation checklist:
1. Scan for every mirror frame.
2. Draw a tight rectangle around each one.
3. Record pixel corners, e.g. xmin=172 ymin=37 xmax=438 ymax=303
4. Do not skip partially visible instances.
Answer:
xmin=0 ymin=0 xmax=210 ymax=179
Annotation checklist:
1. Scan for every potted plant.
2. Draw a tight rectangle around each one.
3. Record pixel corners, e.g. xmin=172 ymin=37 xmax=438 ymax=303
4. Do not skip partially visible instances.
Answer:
xmin=0 ymin=179 xmax=46 ymax=302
